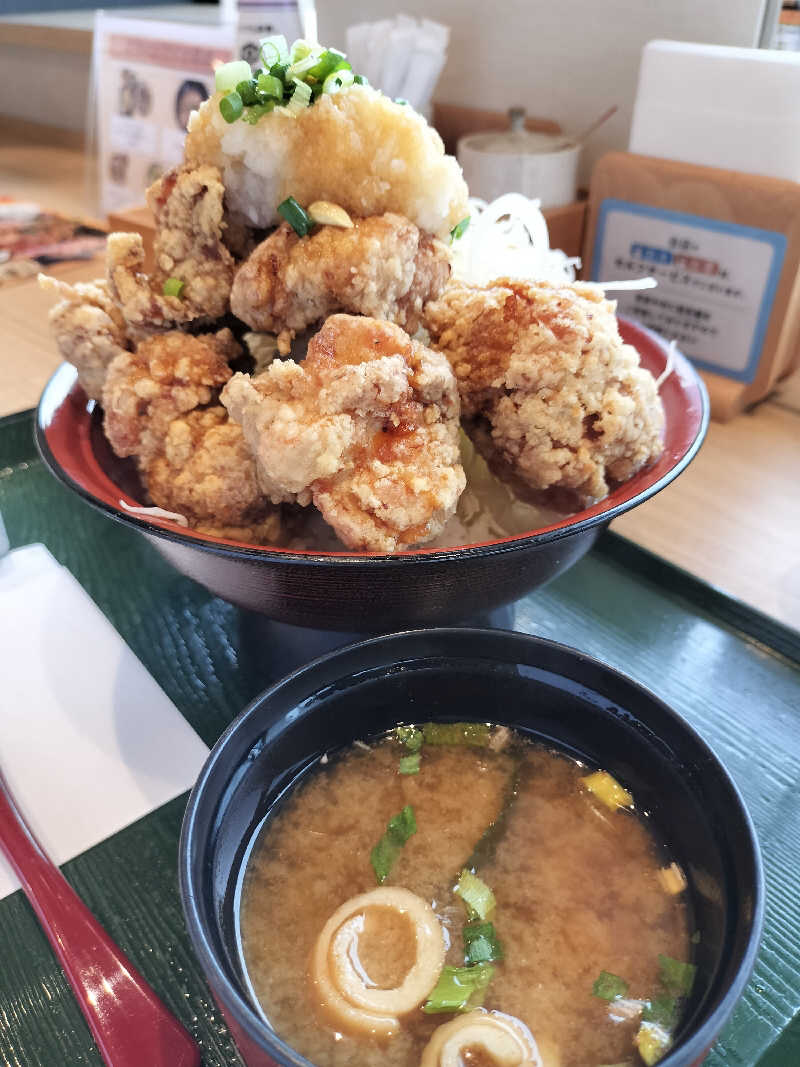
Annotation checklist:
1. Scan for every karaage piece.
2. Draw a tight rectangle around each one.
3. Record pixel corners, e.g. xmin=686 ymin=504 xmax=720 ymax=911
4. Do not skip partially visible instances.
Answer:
xmin=106 ymin=164 xmax=235 ymax=330
xmin=185 ymin=85 xmax=468 ymax=238
xmin=425 ymin=278 xmax=665 ymax=505
xmin=230 ymin=214 xmax=449 ymax=336
xmin=222 ymin=314 xmax=465 ymax=552
xmin=102 ymin=328 xmax=238 ymax=466
xmin=39 ymin=275 xmax=129 ymax=401
xmin=145 ymin=406 xmax=281 ymax=543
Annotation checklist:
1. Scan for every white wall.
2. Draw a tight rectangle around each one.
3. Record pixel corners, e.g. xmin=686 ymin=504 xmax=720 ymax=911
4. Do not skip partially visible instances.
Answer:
xmin=318 ymin=0 xmax=768 ymax=183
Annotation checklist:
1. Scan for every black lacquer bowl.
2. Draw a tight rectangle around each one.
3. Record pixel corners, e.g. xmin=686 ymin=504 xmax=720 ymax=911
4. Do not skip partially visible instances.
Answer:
xmin=179 ymin=628 xmax=763 ymax=1067
xmin=35 ymin=320 xmax=708 ymax=630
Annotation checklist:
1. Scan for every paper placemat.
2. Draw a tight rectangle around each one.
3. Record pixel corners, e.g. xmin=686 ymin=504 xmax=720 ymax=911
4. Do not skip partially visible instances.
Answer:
xmin=0 ymin=544 xmax=210 ymax=899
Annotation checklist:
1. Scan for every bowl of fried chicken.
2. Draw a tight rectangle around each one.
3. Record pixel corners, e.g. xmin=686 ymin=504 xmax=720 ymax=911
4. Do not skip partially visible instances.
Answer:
xmin=36 ymin=40 xmax=707 ymax=631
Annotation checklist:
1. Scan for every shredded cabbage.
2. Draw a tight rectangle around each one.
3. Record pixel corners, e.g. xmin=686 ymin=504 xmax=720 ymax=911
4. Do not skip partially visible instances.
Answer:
xmin=119 ymin=500 xmax=189 ymax=527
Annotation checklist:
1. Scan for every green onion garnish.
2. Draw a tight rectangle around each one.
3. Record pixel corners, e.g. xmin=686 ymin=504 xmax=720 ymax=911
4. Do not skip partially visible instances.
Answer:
xmin=398 ymin=753 xmax=421 ymax=775
xmin=256 ymin=73 xmax=283 ymax=99
xmin=242 ymin=103 xmax=276 ymax=125
xmin=236 ymin=79 xmax=260 ymax=106
xmin=277 ymin=196 xmax=313 ymax=237
xmin=455 ymin=869 xmax=496 ymax=920
xmin=395 ymin=725 xmax=423 ymax=752
xmin=259 ymin=34 xmax=289 ymax=67
xmin=463 ymin=920 xmax=504 ymax=964
xmin=353 ymin=74 xmax=369 ymax=85
xmin=323 ymin=68 xmax=355 ymax=94
xmin=219 ymin=91 xmax=244 ymax=124
xmin=395 ymin=97 xmax=409 ymax=105
xmin=162 ymin=277 xmax=184 ymax=298
xmin=657 ymin=955 xmax=696 ymax=997
xmin=286 ymin=78 xmax=312 ymax=114
xmin=289 ymin=37 xmax=313 ymax=64
xmin=592 ymin=970 xmax=629 ymax=1001
xmin=422 ymin=963 xmax=495 ymax=1014
xmin=642 ymin=995 xmax=678 ymax=1029
xmin=370 ymin=804 xmax=417 ymax=884
xmin=307 ymin=48 xmax=348 ymax=83
xmin=215 ymin=59 xmax=253 ymax=93
xmin=450 ymin=216 xmax=471 ymax=243
xmin=422 ymin=722 xmax=490 ymax=747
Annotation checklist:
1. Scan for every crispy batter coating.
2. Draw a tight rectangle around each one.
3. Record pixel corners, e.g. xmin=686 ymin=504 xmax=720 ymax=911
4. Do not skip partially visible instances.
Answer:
xmin=102 ymin=329 xmax=238 ymax=466
xmin=230 ymin=214 xmax=449 ymax=336
xmin=222 ymin=314 xmax=465 ymax=552
xmin=145 ymin=407 xmax=281 ymax=542
xmin=185 ymin=85 xmax=468 ymax=239
xmin=106 ymin=165 xmax=235 ymax=330
xmin=425 ymin=279 xmax=665 ymax=505
xmin=39 ymin=275 xmax=130 ymax=400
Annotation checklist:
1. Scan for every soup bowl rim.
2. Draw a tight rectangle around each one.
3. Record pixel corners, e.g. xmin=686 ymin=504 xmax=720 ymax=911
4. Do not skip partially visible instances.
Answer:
xmin=178 ymin=626 xmax=764 ymax=1067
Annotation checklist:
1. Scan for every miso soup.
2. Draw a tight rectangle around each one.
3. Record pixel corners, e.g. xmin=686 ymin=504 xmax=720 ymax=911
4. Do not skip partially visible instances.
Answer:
xmin=238 ymin=725 xmax=693 ymax=1067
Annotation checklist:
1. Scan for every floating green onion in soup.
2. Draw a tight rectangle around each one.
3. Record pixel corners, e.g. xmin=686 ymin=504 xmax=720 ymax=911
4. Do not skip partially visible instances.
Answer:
xmin=237 ymin=725 xmax=694 ymax=1067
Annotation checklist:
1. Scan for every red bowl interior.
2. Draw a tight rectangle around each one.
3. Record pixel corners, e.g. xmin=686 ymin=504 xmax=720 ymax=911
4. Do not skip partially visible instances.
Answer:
xmin=38 ymin=317 xmax=708 ymax=559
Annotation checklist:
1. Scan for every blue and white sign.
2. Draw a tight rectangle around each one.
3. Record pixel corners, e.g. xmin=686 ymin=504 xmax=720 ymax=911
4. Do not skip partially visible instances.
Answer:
xmin=591 ymin=199 xmax=786 ymax=383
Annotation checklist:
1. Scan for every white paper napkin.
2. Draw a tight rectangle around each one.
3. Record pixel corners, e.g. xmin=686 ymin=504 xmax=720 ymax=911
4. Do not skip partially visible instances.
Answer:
xmin=0 ymin=544 xmax=210 ymax=899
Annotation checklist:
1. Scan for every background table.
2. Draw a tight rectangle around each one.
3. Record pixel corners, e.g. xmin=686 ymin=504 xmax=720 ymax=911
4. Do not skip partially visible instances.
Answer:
xmin=0 ymin=408 xmax=798 ymax=1066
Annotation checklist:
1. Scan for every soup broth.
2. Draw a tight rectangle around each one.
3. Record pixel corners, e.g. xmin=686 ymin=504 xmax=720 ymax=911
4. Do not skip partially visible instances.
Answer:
xmin=239 ymin=728 xmax=691 ymax=1067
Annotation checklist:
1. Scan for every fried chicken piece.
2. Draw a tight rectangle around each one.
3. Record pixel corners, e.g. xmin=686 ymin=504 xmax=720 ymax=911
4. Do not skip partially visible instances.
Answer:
xmin=106 ymin=164 xmax=235 ymax=330
xmin=39 ymin=275 xmax=130 ymax=400
xmin=144 ymin=407 xmax=281 ymax=543
xmin=222 ymin=314 xmax=465 ymax=553
xmin=425 ymin=279 xmax=665 ymax=506
xmin=185 ymin=85 xmax=468 ymax=239
xmin=230 ymin=214 xmax=449 ymax=337
xmin=102 ymin=329 xmax=238 ymax=466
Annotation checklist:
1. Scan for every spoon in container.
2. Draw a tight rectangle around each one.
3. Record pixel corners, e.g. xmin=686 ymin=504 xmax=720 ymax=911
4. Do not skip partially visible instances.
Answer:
xmin=0 ymin=766 xmax=201 ymax=1067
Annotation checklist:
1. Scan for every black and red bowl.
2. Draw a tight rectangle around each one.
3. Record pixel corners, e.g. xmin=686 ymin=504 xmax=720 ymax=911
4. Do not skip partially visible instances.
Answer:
xmin=36 ymin=319 xmax=708 ymax=630
xmin=178 ymin=628 xmax=763 ymax=1067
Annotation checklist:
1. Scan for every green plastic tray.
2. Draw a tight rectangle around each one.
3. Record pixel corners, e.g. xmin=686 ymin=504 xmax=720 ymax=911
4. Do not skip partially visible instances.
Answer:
xmin=1 ymin=409 xmax=798 ymax=1067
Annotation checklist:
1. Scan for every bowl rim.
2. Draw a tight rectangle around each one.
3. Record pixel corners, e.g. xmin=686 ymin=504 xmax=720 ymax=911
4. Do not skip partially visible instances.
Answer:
xmin=35 ymin=317 xmax=709 ymax=567
xmin=178 ymin=626 xmax=764 ymax=1067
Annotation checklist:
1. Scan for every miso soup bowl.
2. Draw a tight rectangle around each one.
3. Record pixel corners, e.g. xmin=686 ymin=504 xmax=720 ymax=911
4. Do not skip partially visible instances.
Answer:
xmin=179 ymin=628 xmax=763 ymax=1067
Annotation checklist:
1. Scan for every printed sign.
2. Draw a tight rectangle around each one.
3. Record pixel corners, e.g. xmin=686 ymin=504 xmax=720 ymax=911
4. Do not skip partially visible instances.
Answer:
xmin=94 ymin=15 xmax=235 ymax=215
xmin=591 ymin=200 xmax=787 ymax=383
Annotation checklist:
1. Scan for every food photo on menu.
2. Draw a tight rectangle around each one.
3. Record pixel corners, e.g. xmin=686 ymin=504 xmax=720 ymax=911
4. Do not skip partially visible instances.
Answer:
xmin=1 ymin=4 xmax=798 ymax=1067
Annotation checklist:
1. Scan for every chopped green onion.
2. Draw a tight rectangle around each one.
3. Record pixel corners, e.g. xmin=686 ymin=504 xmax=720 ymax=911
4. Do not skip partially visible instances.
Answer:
xmin=323 ymin=68 xmax=355 ymax=94
xmin=277 ymin=196 xmax=313 ymax=237
xmin=286 ymin=78 xmax=312 ymax=114
xmin=353 ymin=74 xmax=369 ymax=85
xmin=423 ymin=963 xmax=495 ymax=1014
xmin=242 ymin=103 xmax=275 ymax=124
xmin=307 ymin=48 xmax=349 ymax=82
xmin=256 ymin=73 xmax=283 ymax=99
xmin=395 ymin=725 xmax=423 ymax=752
xmin=422 ymin=722 xmax=490 ymax=747
xmin=455 ymin=869 xmax=496 ymax=920
xmin=395 ymin=97 xmax=409 ymax=105
xmin=642 ymin=995 xmax=678 ymax=1029
xmin=398 ymin=753 xmax=421 ymax=775
xmin=370 ymin=804 xmax=417 ymax=883
xmin=219 ymin=91 xmax=244 ymax=124
xmin=463 ymin=921 xmax=504 ymax=964
xmin=259 ymin=34 xmax=289 ymax=67
xmin=592 ymin=971 xmax=629 ymax=1001
xmin=215 ymin=59 xmax=253 ymax=93
xmin=236 ymin=79 xmax=260 ymax=106
xmin=162 ymin=277 xmax=184 ymax=299
xmin=289 ymin=38 xmax=314 ymax=64
xmin=450 ymin=216 xmax=471 ymax=242
xmin=288 ymin=52 xmax=321 ymax=78
xmin=657 ymin=955 xmax=696 ymax=997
